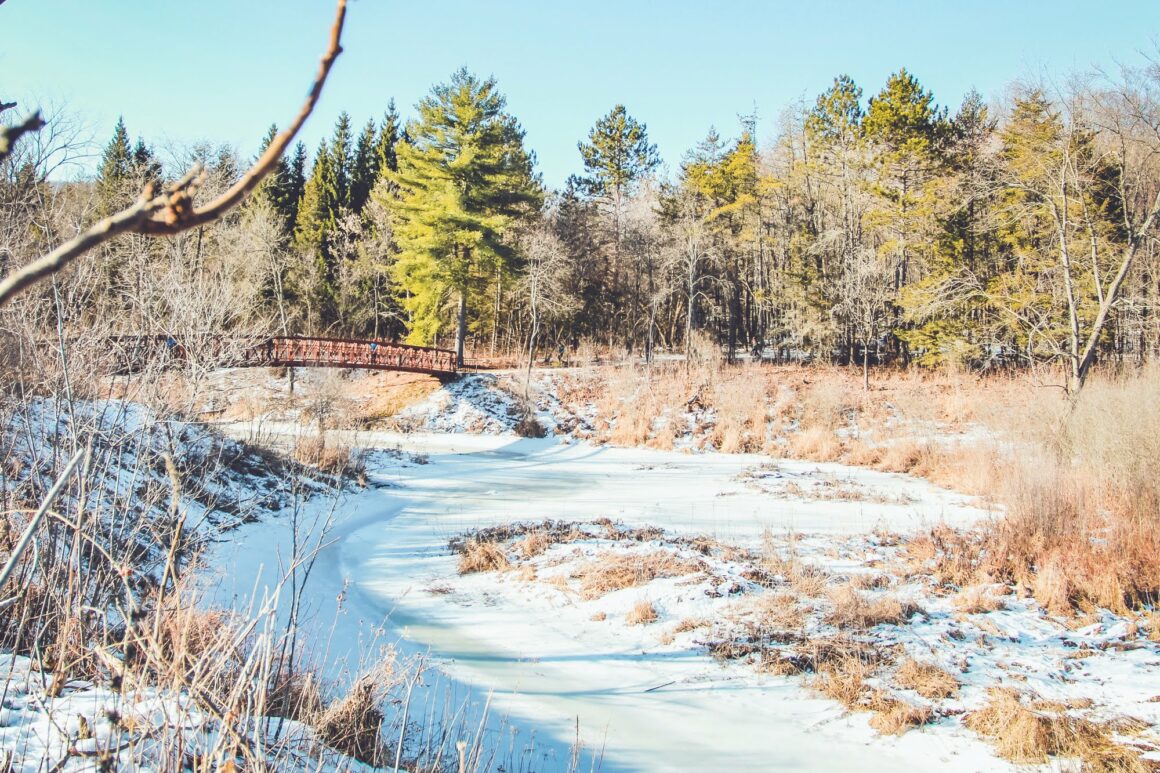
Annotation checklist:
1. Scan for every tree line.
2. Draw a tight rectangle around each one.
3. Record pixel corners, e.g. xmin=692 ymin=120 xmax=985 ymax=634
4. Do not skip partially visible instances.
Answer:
xmin=5 ymin=59 xmax=1160 ymax=390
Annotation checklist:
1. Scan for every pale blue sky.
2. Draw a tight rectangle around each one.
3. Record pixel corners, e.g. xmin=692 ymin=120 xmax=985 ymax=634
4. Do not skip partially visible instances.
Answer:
xmin=4 ymin=1 xmax=1159 ymax=187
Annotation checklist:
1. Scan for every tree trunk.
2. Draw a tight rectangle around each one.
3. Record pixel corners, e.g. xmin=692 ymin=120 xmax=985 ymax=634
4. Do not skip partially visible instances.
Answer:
xmin=455 ymin=288 xmax=467 ymax=368
xmin=862 ymin=339 xmax=870 ymax=392
xmin=525 ymin=292 xmax=538 ymax=403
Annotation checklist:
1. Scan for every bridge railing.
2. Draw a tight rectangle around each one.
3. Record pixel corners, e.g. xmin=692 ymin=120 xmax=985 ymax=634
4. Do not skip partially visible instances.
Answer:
xmin=98 ymin=334 xmax=458 ymax=376
xmin=257 ymin=336 xmax=457 ymax=375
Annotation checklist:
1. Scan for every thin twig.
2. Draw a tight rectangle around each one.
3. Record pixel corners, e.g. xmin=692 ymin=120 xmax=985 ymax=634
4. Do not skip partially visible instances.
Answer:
xmin=0 ymin=0 xmax=348 ymax=307
xmin=0 ymin=187 xmax=162 ymax=305
xmin=0 ymin=448 xmax=87 ymax=595
xmin=137 ymin=0 xmax=347 ymax=235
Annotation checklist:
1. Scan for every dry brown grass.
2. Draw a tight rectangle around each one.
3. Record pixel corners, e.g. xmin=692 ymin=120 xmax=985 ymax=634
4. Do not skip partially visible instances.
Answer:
xmin=572 ymin=550 xmax=703 ymax=599
xmin=456 ymin=539 xmax=511 ymax=574
xmin=788 ymin=426 xmax=844 ymax=461
xmin=868 ymin=695 xmax=935 ymax=735
xmin=709 ymin=368 xmax=769 ymax=453
xmin=953 ymin=585 xmax=1007 ymax=614
xmin=844 ymin=440 xmax=884 ymax=466
xmin=316 ymin=677 xmax=390 ymax=767
xmin=674 ymin=616 xmax=710 ymax=633
xmin=789 ymin=565 xmax=830 ymax=598
xmin=266 ymin=670 xmax=325 ymax=723
xmin=875 ymin=440 xmax=925 ymax=473
xmin=964 ymin=688 xmax=1148 ymax=770
xmin=797 ymin=375 xmax=857 ymax=432
xmin=850 ymin=572 xmax=892 ymax=590
xmin=292 ymin=434 xmax=362 ymax=476
xmin=985 ymin=448 xmax=1160 ymax=613
xmin=911 ymin=444 xmax=1000 ymax=498
xmin=825 ymin=585 xmax=921 ymax=630
xmin=626 ymin=599 xmax=659 ymax=625
xmin=354 ymin=372 xmax=442 ymax=426
xmin=517 ymin=531 xmax=550 ymax=559
xmin=904 ymin=526 xmax=987 ymax=590
xmin=566 ymin=365 xmax=1160 ymax=616
xmin=894 ymin=658 xmax=959 ymax=700
xmin=811 ymin=649 xmax=879 ymax=709
xmin=749 ymin=593 xmax=808 ymax=632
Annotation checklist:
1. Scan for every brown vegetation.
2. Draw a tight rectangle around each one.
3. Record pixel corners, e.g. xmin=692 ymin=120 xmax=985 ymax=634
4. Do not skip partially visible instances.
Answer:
xmin=456 ymin=539 xmax=512 ymax=574
xmin=893 ymin=658 xmax=959 ymax=700
xmin=824 ymin=585 xmax=921 ymax=630
xmin=626 ymin=599 xmax=659 ymax=625
xmin=964 ymin=688 xmax=1148 ymax=770
xmin=573 ymin=550 xmax=703 ymax=599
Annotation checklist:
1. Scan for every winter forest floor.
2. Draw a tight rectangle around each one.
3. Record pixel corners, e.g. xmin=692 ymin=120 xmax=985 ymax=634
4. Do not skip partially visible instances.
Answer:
xmin=3 ymin=360 xmax=1160 ymax=771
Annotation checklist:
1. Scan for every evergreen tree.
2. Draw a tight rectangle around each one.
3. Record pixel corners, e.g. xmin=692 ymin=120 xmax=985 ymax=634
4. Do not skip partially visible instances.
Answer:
xmin=578 ymin=104 xmax=660 ymax=203
xmin=132 ymin=138 xmax=162 ymax=188
xmin=286 ymin=141 xmax=308 ymax=226
xmin=805 ymin=75 xmax=864 ymax=148
xmin=897 ymin=89 xmax=1002 ymax=366
xmin=389 ymin=68 xmax=542 ymax=364
xmin=294 ymin=138 xmax=343 ymax=325
xmin=96 ymin=117 xmax=133 ymax=215
xmin=349 ymin=118 xmax=378 ymax=214
xmin=862 ymin=69 xmax=948 ymax=362
xmin=328 ymin=112 xmax=354 ymax=209
xmin=376 ymin=100 xmax=401 ymax=174
xmin=252 ymin=124 xmax=295 ymax=232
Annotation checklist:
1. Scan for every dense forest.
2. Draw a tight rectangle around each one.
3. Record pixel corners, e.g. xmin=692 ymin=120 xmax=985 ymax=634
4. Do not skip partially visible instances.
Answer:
xmin=5 ymin=60 xmax=1160 ymax=391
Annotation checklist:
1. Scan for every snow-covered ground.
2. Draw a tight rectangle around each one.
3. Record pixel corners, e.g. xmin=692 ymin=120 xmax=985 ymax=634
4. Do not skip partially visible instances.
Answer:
xmin=6 ymin=374 xmax=1156 ymax=771
xmin=203 ymin=385 xmax=1160 ymax=773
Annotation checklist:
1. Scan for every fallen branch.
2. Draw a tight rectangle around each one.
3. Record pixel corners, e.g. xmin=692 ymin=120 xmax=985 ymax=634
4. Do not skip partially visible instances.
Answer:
xmin=0 ymin=0 xmax=348 ymax=307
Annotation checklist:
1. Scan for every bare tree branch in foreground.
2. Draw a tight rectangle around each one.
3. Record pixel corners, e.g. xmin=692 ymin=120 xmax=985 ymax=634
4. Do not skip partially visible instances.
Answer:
xmin=0 ymin=110 xmax=46 ymax=164
xmin=0 ymin=0 xmax=348 ymax=307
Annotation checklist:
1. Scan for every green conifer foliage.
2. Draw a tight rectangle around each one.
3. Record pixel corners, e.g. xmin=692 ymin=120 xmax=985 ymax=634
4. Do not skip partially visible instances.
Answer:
xmin=96 ymin=117 xmax=133 ymax=215
xmin=349 ymin=118 xmax=379 ymax=214
xmin=578 ymin=104 xmax=660 ymax=202
xmin=252 ymin=124 xmax=297 ymax=233
xmin=389 ymin=68 xmax=542 ymax=363
xmin=376 ymin=100 xmax=401 ymax=174
xmin=328 ymin=112 xmax=354 ymax=209
xmin=294 ymin=138 xmax=342 ymax=325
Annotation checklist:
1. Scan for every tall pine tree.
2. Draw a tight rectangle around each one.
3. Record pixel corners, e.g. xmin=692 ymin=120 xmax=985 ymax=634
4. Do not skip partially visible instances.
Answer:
xmin=389 ymin=68 xmax=542 ymax=364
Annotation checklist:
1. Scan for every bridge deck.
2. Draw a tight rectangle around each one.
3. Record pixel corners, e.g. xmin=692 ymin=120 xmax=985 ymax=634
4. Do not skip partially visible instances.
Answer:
xmin=107 ymin=335 xmax=459 ymax=377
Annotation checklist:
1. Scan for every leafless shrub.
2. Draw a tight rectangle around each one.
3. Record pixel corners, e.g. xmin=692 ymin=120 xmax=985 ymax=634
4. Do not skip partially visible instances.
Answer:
xmin=514 ymin=410 xmax=547 ymax=438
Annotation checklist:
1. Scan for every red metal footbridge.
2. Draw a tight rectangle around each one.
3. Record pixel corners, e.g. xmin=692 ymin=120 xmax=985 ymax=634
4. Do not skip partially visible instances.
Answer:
xmin=108 ymin=335 xmax=459 ymax=377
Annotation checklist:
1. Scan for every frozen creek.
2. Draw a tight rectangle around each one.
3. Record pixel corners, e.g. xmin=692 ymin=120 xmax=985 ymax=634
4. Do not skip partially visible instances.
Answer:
xmin=208 ymin=430 xmax=1018 ymax=772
